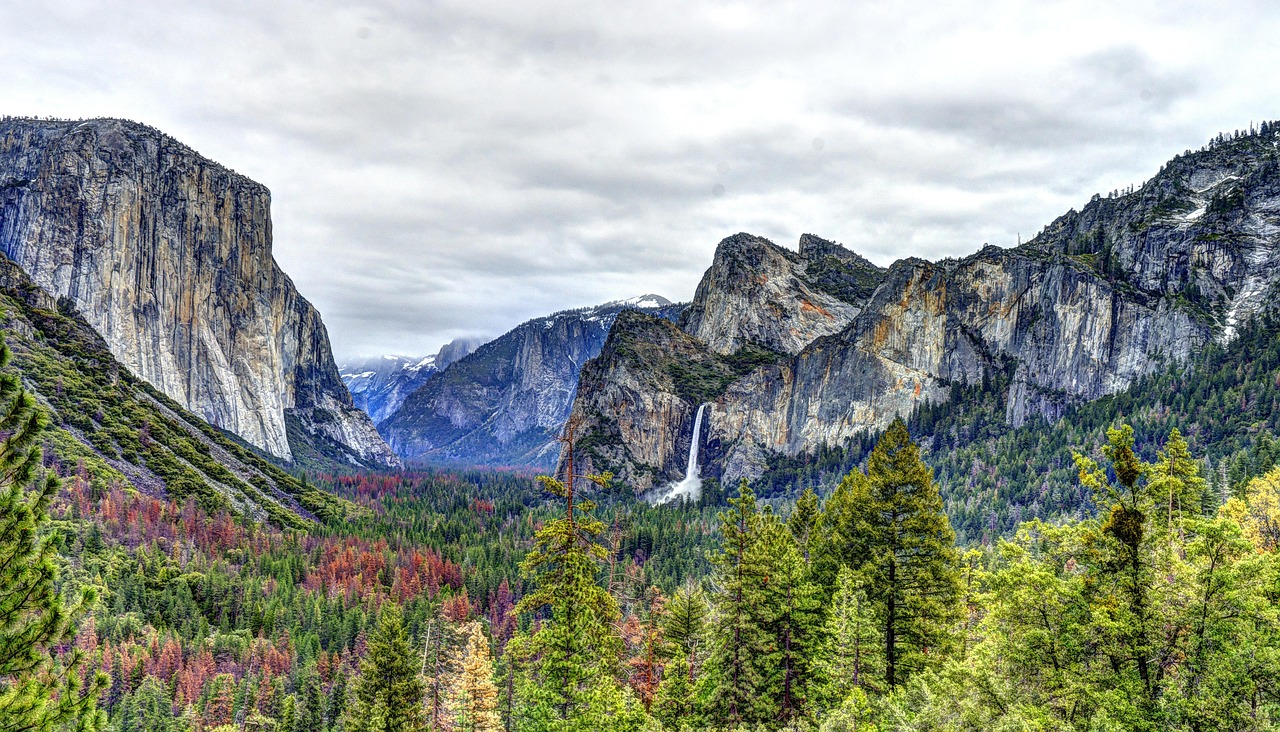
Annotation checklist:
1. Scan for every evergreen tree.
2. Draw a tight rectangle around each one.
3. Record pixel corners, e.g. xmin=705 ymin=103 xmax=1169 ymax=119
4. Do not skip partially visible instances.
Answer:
xmin=703 ymin=480 xmax=775 ymax=725
xmin=0 ymin=331 xmax=106 ymax=732
xmin=861 ymin=419 xmax=961 ymax=689
xmin=651 ymin=652 xmax=696 ymax=730
xmin=760 ymin=511 xmax=823 ymax=722
xmin=345 ymin=604 xmax=426 ymax=732
xmin=1148 ymin=428 xmax=1210 ymax=526
xmin=423 ymin=619 xmax=461 ymax=731
xmin=508 ymin=455 xmax=644 ymax=730
xmin=788 ymin=488 xmax=821 ymax=562
xmin=818 ymin=566 xmax=883 ymax=707
xmin=1075 ymin=424 xmax=1160 ymax=707
xmin=452 ymin=622 xmax=501 ymax=732
xmin=661 ymin=584 xmax=708 ymax=677
xmin=810 ymin=468 xmax=875 ymax=602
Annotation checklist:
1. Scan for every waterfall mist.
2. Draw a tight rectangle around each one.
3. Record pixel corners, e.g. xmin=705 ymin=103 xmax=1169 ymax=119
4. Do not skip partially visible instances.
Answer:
xmin=646 ymin=403 xmax=709 ymax=506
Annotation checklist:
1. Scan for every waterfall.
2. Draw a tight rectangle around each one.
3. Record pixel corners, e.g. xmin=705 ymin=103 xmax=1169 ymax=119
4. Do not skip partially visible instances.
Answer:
xmin=650 ymin=403 xmax=709 ymax=505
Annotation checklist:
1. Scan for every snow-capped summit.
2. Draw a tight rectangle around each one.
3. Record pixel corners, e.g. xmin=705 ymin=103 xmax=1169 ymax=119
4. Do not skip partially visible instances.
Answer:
xmin=340 ymin=337 xmax=483 ymax=424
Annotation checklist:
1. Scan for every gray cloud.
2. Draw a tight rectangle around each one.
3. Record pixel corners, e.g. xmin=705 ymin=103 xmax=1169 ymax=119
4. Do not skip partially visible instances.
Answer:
xmin=2 ymin=0 xmax=1278 ymax=358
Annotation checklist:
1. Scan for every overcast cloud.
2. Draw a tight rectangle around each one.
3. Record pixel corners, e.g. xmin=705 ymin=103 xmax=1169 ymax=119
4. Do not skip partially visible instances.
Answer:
xmin=2 ymin=0 xmax=1277 ymax=358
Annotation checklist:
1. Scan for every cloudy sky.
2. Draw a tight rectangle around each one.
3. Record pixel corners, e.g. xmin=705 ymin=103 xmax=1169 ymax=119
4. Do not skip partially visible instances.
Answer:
xmin=3 ymin=0 xmax=1277 ymax=359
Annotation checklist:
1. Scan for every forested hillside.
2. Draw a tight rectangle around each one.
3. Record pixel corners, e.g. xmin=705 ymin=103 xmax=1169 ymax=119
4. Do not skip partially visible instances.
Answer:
xmin=20 ymin=402 xmax=1280 ymax=730
xmin=759 ymin=310 xmax=1280 ymax=544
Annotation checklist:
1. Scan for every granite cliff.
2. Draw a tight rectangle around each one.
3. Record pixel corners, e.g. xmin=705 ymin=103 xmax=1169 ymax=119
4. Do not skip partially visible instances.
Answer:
xmin=0 ymin=117 xmax=397 ymax=467
xmin=0 ymin=249 xmax=347 ymax=526
xmin=567 ymin=128 xmax=1280 ymax=490
xmin=381 ymin=296 xmax=682 ymax=467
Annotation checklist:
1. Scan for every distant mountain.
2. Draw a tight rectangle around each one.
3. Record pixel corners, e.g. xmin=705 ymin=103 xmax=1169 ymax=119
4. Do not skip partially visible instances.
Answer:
xmin=567 ymin=125 xmax=1280 ymax=491
xmin=0 ymin=117 xmax=398 ymax=468
xmin=341 ymin=338 xmax=483 ymax=425
xmin=380 ymin=296 xmax=683 ymax=467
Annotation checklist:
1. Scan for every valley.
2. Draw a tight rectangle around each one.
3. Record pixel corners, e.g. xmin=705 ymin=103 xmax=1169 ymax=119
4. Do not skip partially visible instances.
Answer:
xmin=9 ymin=118 xmax=1280 ymax=731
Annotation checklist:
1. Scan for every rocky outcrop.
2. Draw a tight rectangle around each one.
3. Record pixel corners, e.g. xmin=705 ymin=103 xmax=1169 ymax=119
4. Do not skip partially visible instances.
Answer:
xmin=381 ymin=296 xmax=682 ymax=467
xmin=0 ymin=117 xmax=397 ymax=467
xmin=679 ymin=233 xmax=880 ymax=355
xmin=568 ymin=129 xmax=1280 ymax=489
xmin=712 ymin=247 xmax=1205 ymax=480
xmin=341 ymin=338 xmax=483 ymax=425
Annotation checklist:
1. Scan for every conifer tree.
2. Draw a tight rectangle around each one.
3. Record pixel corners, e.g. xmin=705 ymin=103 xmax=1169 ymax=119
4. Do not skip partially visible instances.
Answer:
xmin=810 ymin=468 xmax=875 ymax=602
xmin=661 ymin=584 xmax=708 ymax=677
xmin=861 ymin=418 xmax=960 ymax=690
xmin=1148 ymin=427 xmax=1210 ymax=526
xmin=760 ymin=511 xmax=823 ymax=722
xmin=651 ymin=652 xmax=696 ymax=730
xmin=452 ymin=622 xmax=501 ymax=732
xmin=346 ymin=603 xmax=427 ymax=732
xmin=704 ymin=480 xmax=775 ymax=725
xmin=819 ymin=566 xmax=883 ymax=707
xmin=508 ymin=428 xmax=645 ymax=730
xmin=1075 ymin=424 xmax=1159 ymax=705
xmin=0 ymin=331 xmax=106 ymax=732
xmin=788 ymin=488 xmax=821 ymax=562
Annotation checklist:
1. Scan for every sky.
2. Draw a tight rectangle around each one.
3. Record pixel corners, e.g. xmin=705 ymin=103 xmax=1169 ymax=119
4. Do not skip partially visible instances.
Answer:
xmin=3 ymin=0 xmax=1278 ymax=359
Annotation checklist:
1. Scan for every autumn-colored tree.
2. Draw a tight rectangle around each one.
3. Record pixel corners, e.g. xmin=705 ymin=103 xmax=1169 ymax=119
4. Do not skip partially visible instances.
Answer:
xmin=451 ymin=622 xmax=501 ymax=732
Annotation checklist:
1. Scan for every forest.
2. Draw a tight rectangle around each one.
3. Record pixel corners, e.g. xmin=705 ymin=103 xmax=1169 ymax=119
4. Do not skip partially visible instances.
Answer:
xmin=10 ymin=307 xmax=1280 ymax=729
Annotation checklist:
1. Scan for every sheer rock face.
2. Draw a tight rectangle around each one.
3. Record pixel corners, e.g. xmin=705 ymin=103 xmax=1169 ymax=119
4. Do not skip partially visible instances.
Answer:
xmin=381 ymin=297 xmax=682 ymax=468
xmin=568 ymin=134 xmax=1280 ymax=487
xmin=0 ymin=118 xmax=397 ymax=467
xmin=565 ymin=310 xmax=724 ymax=490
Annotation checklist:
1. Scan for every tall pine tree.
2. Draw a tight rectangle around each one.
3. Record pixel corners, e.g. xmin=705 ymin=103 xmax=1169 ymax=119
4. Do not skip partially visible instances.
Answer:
xmin=0 ymin=331 xmax=106 ymax=732
xmin=507 ymin=438 xmax=646 ymax=730
xmin=704 ymin=480 xmax=774 ymax=725
xmin=346 ymin=603 xmax=427 ymax=732
xmin=819 ymin=566 xmax=883 ymax=708
xmin=861 ymin=418 xmax=960 ymax=690
xmin=760 ymin=511 xmax=822 ymax=723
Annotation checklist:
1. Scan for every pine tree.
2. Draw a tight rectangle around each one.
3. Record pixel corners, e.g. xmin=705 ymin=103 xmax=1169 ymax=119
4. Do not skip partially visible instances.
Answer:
xmin=861 ymin=418 xmax=961 ymax=690
xmin=788 ymin=488 xmax=821 ymax=562
xmin=1075 ymin=424 xmax=1158 ymax=704
xmin=452 ymin=622 xmax=501 ymax=732
xmin=819 ymin=566 xmax=883 ymax=707
xmin=0 ymin=331 xmax=106 ymax=732
xmin=508 ymin=432 xmax=643 ymax=730
xmin=704 ymin=480 xmax=775 ymax=725
xmin=296 ymin=663 xmax=325 ymax=732
xmin=423 ymin=619 xmax=461 ymax=731
xmin=651 ymin=652 xmax=696 ymax=729
xmin=810 ymin=468 xmax=875 ymax=603
xmin=661 ymin=584 xmax=708 ymax=676
xmin=760 ymin=511 xmax=823 ymax=722
xmin=1148 ymin=428 xmax=1210 ymax=525
xmin=346 ymin=603 xmax=427 ymax=732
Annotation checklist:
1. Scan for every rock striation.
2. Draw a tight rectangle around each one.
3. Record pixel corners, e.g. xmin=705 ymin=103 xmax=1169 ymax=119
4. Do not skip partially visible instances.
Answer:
xmin=568 ymin=129 xmax=1280 ymax=489
xmin=381 ymin=296 xmax=682 ymax=467
xmin=0 ymin=117 xmax=397 ymax=467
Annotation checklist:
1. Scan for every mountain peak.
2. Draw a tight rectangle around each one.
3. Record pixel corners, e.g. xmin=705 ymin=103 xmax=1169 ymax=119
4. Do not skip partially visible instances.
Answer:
xmin=798 ymin=233 xmax=882 ymax=271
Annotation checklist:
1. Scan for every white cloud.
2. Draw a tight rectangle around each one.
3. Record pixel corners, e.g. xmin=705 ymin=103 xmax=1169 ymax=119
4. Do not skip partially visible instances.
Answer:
xmin=1 ymin=0 xmax=1276 ymax=357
